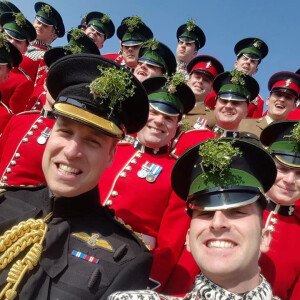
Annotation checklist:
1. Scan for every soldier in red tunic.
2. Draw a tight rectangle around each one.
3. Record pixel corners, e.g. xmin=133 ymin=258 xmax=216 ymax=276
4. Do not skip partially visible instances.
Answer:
xmin=259 ymin=121 xmax=300 ymax=299
xmin=99 ymin=74 xmax=195 ymax=290
xmin=0 ymin=32 xmax=22 ymax=134
xmin=0 ymin=30 xmax=101 ymax=188
xmin=164 ymin=70 xmax=260 ymax=295
xmin=205 ymin=38 xmax=268 ymax=119
xmin=103 ymin=16 xmax=153 ymax=71
xmin=0 ymin=12 xmax=36 ymax=113
xmin=22 ymin=2 xmax=65 ymax=86
xmin=109 ymin=138 xmax=279 ymax=300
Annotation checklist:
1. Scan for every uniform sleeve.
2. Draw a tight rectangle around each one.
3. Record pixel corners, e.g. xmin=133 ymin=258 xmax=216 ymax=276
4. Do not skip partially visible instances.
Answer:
xmin=289 ymin=275 xmax=300 ymax=300
xmin=149 ymin=190 xmax=190 ymax=291
xmin=9 ymin=80 xmax=34 ymax=114
xmin=101 ymin=250 xmax=153 ymax=299
xmin=251 ymin=95 xmax=264 ymax=119
xmin=0 ymin=112 xmax=14 ymax=158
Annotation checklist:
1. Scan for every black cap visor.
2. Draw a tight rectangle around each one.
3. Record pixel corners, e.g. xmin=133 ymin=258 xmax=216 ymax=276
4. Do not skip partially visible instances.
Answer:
xmin=188 ymin=186 xmax=266 ymax=211
xmin=273 ymin=151 xmax=300 ymax=169
xmin=150 ymin=100 xmax=180 ymax=116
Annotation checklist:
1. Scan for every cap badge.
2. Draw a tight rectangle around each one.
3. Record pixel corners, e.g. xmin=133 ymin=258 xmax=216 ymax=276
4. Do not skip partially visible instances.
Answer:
xmin=285 ymin=78 xmax=292 ymax=87
xmin=253 ymin=39 xmax=262 ymax=49
xmin=206 ymin=61 xmax=211 ymax=69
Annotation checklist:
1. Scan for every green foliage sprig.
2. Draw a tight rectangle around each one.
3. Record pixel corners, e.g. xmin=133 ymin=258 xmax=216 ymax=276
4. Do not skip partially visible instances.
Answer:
xmin=186 ymin=18 xmax=196 ymax=31
xmin=88 ymin=66 xmax=136 ymax=117
xmin=123 ymin=16 xmax=142 ymax=32
xmin=14 ymin=12 xmax=26 ymax=27
xmin=230 ymin=69 xmax=246 ymax=85
xmin=198 ymin=138 xmax=242 ymax=179
xmin=253 ymin=39 xmax=262 ymax=49
xmin=163 ymin=72 xmax=187 ymax=94
xmin=290 ymin=122 xmax=300 ymax=142
xmin=41 ymin=4 xmax=52 ymax=16
xmin=0 ymin=32 xmax=10 ymax=52
xmin=101 ymin=14 xmax=110 ymax=23
xmin=69 ymin=28 xmax=85 ymax=40
xmin=143 ymin=38 xmax=159 ymax=51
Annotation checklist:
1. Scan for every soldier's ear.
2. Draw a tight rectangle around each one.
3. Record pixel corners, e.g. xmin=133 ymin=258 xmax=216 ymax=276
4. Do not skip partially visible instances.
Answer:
xmin=260 ymin=228 xmax=271 ymax=253
xmin=186 ymin=229 xmax=191 ymax=252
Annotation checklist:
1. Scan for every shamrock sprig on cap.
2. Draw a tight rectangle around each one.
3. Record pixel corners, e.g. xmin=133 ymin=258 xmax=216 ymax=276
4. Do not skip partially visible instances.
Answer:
xmin=14 ymin=12 xmax=26 ymax=27
xmin=123 ymin=16 xmax=142 ymax=32
xmin=101 ymin=14 xmax=110 ymax=24
xmin=230 ymin=69 xmax=246 ymax=85
xmin=0 ymin=32 xmax=10 ymax=53
xmin=198 ymin=138 xmax=242 ymax=179
xmin=186 ymin=18 xmax=196 ymax=31
xmin=88 ymin=66 xmax=136 ymax=117
xmin=41 ymin=4 xmax=52 ymax=17
xmin=290 ymin=122 xmax=300 ymax=142
xmin=164 ymin=72 xmax=187 ymax=94
xmin=143 ymin=38 xmax=159 ymax=51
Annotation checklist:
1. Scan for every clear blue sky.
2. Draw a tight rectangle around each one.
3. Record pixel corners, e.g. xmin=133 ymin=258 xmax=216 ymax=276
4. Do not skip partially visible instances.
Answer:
xmin=13 ymin=0 xmax=300 ymax=111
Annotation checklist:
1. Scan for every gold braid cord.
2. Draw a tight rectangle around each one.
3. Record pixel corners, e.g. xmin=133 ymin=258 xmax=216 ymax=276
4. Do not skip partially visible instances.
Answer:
xmin=0 ymin=213 xmax=52 ymax=300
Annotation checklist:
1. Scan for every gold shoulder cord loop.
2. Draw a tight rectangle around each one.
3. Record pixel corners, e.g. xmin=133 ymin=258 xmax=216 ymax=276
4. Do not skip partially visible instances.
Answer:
xmin=0 ymin=212 xmax=53 ymax=300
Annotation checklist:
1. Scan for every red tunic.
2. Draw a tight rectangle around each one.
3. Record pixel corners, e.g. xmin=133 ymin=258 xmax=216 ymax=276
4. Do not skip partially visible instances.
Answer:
xmin=0 ymin=102 xmax=13 ymax=134
xmin=0 ymin=110 xmax=55 ymax=187
xmin=99 ymin=141 xmax=190 ymax=290
xmin=287 ymin=108 xmax=300 ymax=120
xmin=259 ymin=204 xmax=300 ymax=300
xmin=172 ymin=129 xmax=217 ymax=158
xmin=26 ymin=72 xmax=47 ymax=111
xmin=0 ymin=65 xmax=34 ymax=113
xmin=22 ymin=42 xmax=50 ymax=85
xmin=102 ymin=53 xmax=125 ymax=65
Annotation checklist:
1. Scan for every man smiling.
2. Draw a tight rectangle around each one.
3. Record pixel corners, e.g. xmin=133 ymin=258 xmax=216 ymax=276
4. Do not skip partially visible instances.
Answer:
xmin=109 ymin=137 xmax=279 ymax=299
xmin=0 ymin=54 xmax=152 ymax=299
xmin=99 ymin=74 xmax=195 ymax=290
xmin=239 ymin=71 xmax=300 ymax=137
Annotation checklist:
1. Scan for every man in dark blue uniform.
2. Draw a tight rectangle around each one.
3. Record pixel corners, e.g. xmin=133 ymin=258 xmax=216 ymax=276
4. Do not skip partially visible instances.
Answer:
xmin=0 ymin=54 xmax=152 ymax=299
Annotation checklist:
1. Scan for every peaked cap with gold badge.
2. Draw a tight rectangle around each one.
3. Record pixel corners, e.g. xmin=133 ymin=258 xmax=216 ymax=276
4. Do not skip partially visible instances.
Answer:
xmin=46 ymin=53 xmax=149 ymax=138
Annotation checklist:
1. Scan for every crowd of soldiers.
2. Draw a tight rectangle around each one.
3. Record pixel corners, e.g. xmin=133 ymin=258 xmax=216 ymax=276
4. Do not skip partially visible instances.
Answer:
xmin=0 ymin=1 xmax=299 ymax=299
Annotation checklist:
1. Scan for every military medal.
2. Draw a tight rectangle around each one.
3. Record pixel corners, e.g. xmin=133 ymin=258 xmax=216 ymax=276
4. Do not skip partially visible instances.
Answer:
xmin=71 ymin=250 xmax=99 ymax=264
xmin=137 ymin=161 xmax=151 ymax=178
xmin=146 ymin=164 xmax=162 ymax=183
xmin=37 ymin=127 xmax=52 ymax=145
xmin=194 ymin=117 xmax=208 ymax=130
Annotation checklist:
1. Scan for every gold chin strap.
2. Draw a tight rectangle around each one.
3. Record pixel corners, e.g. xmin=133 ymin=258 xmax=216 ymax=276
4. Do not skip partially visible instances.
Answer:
xmin=0 ymin=212 xmax=52 ymax=300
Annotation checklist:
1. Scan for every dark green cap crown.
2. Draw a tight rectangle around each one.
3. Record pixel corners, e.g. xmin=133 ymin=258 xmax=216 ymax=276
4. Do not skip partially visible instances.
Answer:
xmin=261 ymin=121 xmax=300 ymax=169
xmin=213 ymin=70 xmax=259 ymax=102
xmin=234 ymin=37 xmax=268 ymax=61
